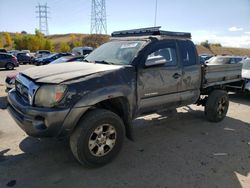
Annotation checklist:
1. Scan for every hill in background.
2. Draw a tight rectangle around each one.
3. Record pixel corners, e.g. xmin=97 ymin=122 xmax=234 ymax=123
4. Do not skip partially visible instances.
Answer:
xmin=196 ymin=45 xmax=250 ymax=56
xmin=48 ymin=33 xmax=250 ymax=56
xmin=47 ymin=33 xmax=87 ymax=44
xmin=1 ymin=32 xmax=250 ymax=56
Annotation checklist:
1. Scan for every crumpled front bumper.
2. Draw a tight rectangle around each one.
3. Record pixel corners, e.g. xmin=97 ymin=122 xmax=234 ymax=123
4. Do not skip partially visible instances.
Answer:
xmin=7 ymin=89 xmax=70 ymax=137
xmin=7 ymin=89 xmax=89 ymax=138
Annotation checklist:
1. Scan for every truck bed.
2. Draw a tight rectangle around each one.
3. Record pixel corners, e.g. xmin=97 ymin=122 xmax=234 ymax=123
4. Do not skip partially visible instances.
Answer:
xmin=202 ymin=64 xmax=242 ymax=88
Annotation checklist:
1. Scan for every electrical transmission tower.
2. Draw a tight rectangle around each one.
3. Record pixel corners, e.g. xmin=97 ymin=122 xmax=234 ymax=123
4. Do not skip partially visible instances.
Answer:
xmin=91 ymin=0 xmax=107 ymax=34
xmin=36 ymin=3 xmax=49 ymax=35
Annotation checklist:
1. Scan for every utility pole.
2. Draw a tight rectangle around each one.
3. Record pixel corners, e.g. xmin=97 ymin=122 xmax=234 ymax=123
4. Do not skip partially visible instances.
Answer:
xmin=91 ymin=0 xmax=107 ymax=34
xmin=154 ymin=0 xmax=158 ymax=27
xmin=36 ymin=3 xmax=49 ymax=35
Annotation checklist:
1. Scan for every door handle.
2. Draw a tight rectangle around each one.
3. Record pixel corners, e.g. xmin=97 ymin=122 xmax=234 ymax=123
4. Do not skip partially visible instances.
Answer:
xmin=172 ymin=73 xmax=181 ymax=79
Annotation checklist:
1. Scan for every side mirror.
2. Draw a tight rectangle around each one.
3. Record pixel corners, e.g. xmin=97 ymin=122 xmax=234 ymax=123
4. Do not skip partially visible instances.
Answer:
xmin=145 ymin=56 xmax=167 ymax=67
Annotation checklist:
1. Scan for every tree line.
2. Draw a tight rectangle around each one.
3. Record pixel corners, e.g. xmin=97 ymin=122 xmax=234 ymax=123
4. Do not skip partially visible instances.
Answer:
xmin=0 ymin=30 xmax=109 ymax=52
xmin=200 ymin=40 xmax=222 ymax=49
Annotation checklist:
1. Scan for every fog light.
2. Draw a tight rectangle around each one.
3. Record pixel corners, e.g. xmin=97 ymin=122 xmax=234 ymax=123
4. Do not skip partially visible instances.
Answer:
xmin=33 ymin=116 xmax=47 ymax=130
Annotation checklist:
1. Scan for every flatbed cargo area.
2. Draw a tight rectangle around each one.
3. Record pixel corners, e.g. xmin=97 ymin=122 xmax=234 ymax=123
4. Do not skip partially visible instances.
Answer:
xmin=202 ymin=63 xmax=242 ymax=88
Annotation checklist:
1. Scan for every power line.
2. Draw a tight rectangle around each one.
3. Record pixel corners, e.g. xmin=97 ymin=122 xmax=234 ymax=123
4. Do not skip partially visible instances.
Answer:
xmin=36 ymin=3 xmax=49 ymax=35
xmin=91 ymin=0 xmax=107 ymax=34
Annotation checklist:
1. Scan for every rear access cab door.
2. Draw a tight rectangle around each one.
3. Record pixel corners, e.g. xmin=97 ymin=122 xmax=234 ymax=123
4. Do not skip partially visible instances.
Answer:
xmin=137 ymin=39 xmax=182 ymax=114
xmin=177 ymin=40 xmax=201 ymax=106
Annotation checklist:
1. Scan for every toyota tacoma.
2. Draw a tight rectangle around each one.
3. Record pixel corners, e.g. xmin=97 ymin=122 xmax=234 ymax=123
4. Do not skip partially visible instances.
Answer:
xmin=7 ymin=27 xmax=242 ymax=167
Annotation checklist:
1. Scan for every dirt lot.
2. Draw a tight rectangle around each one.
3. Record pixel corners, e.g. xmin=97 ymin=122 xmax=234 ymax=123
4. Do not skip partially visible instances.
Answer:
xmin=0 ymin=66 xmax=250 ymax=188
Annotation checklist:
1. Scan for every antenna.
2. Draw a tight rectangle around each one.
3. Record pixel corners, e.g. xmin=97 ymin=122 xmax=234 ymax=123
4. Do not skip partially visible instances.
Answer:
xmin=154 ymin=0 xmax=158 ymax=27
xmin=91 ymin=0 xmax=107 ymax=34
xmin=36 ymin=3 xmax=49 ymax=35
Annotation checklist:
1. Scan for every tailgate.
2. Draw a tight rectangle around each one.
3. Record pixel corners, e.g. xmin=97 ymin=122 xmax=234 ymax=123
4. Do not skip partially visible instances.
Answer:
xmin=202 ymin=64 xmax=242 ymax=88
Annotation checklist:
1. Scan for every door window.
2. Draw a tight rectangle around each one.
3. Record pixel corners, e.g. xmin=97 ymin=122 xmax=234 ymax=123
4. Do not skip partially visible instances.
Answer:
xmin=230 ymin=58 xmax=242 ymax=64
xmin=2 ymin=54 xmax=8 ymax=59
xmin=178 ymin=40 xmax=197 ymax=66
xmin=146 ymin=47 xmax=177 ymax=67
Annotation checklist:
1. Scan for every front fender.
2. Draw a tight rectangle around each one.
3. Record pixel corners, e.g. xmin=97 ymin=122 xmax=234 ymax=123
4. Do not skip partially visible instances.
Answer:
xmin=74 ymin=85 xmax=133 ymax=108
xmin=70 ymin=85 xmax=135 ymax=140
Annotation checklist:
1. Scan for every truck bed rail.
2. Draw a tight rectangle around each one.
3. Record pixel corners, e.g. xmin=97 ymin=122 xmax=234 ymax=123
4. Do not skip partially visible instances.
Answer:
xmin=202 ymin=64 xmax=242 ymax=88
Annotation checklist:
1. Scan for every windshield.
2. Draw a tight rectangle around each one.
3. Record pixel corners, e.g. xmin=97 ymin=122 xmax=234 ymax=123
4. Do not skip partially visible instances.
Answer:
xmin=205 ymin=56 xmax=215 ymax=63
xmin=45 ymin=53 xmax=57 ymax=59
xmin=50 ymin=56 xmax=71 ymax=64
xmin=85 ymin=41 xmax=145 ymax=65
xmin=242 ymin=59 xmax=250 ymax=70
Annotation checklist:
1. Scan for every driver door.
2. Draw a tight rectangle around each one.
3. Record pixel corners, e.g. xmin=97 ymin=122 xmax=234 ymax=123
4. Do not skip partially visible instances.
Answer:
xmin=137 ymin=40 xmax=182 ymax=114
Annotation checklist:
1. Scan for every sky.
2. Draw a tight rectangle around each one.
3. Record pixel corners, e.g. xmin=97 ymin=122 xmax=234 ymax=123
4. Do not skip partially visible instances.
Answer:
xmin=0 ymin=0 xmax=250 ymax=48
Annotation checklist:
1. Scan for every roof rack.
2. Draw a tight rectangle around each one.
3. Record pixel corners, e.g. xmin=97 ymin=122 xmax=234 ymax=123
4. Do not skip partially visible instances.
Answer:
xmin=111 ymin=26 xmax=191 ymax=38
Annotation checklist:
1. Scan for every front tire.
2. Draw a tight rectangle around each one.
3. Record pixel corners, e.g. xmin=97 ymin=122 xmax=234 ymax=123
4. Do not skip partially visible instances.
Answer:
xmin=205 ymin=90 xmax=229 ymax=122
xmin=70 ymin=109 xmax=125 ymax=167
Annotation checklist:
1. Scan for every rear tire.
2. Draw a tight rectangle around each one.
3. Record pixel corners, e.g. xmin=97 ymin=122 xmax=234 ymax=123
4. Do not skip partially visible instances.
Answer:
xmin=70 ymin=109 xmax=125 ymax=167
xmin=205 ymin=90 xmax=229 ymax=122
xmin=5 ymin=63 xmax=14 ymax=70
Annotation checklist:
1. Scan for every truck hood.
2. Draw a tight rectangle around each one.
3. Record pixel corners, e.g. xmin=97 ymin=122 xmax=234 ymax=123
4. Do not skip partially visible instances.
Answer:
xmin=242 ymin=69 xmax=250 ymax=79
xmin=21 ymin=62 xmax=123 ymax=84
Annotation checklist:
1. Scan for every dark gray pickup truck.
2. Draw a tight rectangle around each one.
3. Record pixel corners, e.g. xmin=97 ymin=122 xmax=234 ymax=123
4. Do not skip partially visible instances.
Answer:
xmin=7 ymin=27 xmax=242 ymax=167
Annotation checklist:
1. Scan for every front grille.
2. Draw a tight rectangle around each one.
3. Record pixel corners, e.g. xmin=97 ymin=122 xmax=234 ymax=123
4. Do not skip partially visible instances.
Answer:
xmin=16 ymin=80 xmax=29 ymax=103
xmin=15 ymin=74 xmax=39 ymax=105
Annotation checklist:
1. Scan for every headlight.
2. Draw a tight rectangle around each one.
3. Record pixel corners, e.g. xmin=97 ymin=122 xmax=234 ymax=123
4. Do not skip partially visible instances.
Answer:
xmin=10 ymin=78 xmax=15 ymax=84
xmin=34 ymin=85 xmax=67 ymax=107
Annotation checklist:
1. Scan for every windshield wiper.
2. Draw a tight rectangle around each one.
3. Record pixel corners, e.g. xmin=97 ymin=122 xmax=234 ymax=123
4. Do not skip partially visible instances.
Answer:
xmin=94 ymin=60 xmax=114 ymax=65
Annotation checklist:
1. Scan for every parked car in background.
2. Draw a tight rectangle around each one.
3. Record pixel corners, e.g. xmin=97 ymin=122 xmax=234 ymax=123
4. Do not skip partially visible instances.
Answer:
xmin=5 ymin=55 xmax=84 ymax=91
xmin=21 ymin=50 xmax=31 ymax=53
xmin=16 ymin=52 xmax=32 ymax=64
xmin=205 ymin=56 xmax=216 ymax=64
xmin=226 ymin=59 xmax=250 ymax=92
xmin=200 ymin=53 xmax=213 ymax=59
xmin=34 ymin=50 xmax=51 ymax=58
xmin=0 ymin=49 xmax=7 ymax=53
xmin=0 ymin=52 xmax=19 ymax=70
xmin=50 ymin=55 xmax=86 ymax=64
xmin=241 ymin=59 xmax=250 ymax=92
xmin=199 ymin=54 xmax=213 ymax=64
xmin=207 ymin=56 xmax=243 ymax=65
xmin=72 ymin=46 xmax=93 ymax=56
xmin=8 ymin=50 xmax=21 ymax=56
xmin=34 ymin=53 xmax=72 ymax=65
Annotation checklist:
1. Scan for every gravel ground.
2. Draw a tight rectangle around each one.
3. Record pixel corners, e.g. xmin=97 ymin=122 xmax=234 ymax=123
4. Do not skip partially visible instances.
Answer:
xmin=0 ymin=66 xmax=250 ymax=188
